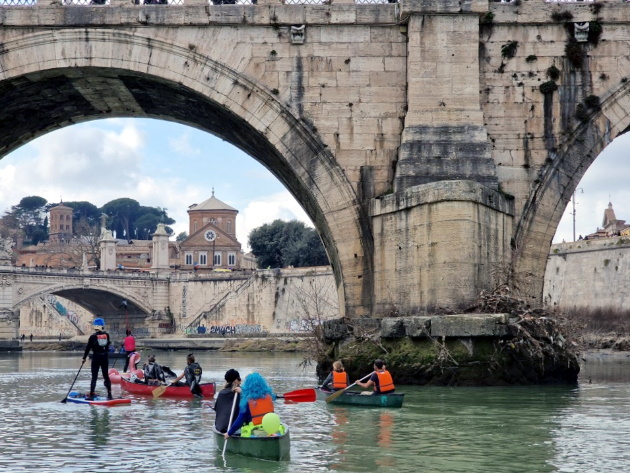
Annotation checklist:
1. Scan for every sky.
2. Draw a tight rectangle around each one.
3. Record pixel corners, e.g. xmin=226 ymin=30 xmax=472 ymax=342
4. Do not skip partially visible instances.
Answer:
xmin=0 ymin=118 xmax=310 ymax=251
xmin=0 ymin=117 xmax=628 ymax=249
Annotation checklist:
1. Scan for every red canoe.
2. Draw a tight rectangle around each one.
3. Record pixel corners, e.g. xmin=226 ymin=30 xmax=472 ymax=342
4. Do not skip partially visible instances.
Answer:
xmin=120 ymin=377 xmax=216 ymax=398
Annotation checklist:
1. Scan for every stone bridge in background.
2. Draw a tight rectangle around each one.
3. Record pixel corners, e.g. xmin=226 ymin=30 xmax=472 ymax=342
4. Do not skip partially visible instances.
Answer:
xmin=1 ymin=0 xmax=630 ymax=328
xmin=0 ymin=265 xmax=338 ymax=339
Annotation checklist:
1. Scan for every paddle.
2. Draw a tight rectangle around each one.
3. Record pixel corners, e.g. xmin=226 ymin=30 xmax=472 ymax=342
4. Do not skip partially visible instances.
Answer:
xmin=61 ymin=360 xmax=85 ymax=403
xmin=325 ymin=372 xmax=375 ymax=403
xmin=222 ymin=390 xmax=239 ymax=459
xmin=277 ymin=388 xmax=316 ymax=403
xmin=152 ymin=383 xmax=171 ymax=399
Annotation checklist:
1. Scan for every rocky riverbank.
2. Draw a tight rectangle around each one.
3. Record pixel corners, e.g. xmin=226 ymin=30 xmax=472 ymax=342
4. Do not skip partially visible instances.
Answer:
xmin=18 ymin=337 xmax=311 ymax=353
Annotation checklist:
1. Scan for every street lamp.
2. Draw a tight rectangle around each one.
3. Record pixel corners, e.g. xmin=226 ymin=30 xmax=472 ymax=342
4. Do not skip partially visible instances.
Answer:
xmin=572 ymin=188 xmax=584 ymax=242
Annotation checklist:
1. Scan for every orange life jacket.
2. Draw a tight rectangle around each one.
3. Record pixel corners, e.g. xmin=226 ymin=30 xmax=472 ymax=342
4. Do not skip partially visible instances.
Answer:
xmin=248 ymin=394 xmax=274 ymax=426
xmin=374 ymin=370 xmax=395 ymax=393
xmin=332 ymin=371 xmax=348 ymax=389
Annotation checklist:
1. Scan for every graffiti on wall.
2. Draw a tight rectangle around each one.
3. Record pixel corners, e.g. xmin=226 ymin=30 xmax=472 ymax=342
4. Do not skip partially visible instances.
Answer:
xmin=285 ymin=318 xmax=320 ymax=333
xmin=46 ymin=294 xmax=80 ymax=326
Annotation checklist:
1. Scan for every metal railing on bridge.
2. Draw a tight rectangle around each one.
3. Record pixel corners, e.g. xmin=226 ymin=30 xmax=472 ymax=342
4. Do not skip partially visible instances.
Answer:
xmin=1 ymin=0 xmax=396 ymax=6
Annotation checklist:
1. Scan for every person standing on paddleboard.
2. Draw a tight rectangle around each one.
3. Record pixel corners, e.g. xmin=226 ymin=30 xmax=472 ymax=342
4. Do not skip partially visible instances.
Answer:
xmin=82 ymin=317 xmax=113 ymax=400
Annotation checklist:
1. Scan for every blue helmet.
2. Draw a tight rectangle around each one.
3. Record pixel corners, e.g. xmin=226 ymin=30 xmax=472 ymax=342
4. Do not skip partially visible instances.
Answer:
xmin=93 ymin=318 xmax=105 ymax=330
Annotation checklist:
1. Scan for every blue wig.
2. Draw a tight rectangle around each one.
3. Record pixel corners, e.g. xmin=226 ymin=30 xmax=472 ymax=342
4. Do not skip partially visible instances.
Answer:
xmin=239 ymin=372 xmax=273 ymax=410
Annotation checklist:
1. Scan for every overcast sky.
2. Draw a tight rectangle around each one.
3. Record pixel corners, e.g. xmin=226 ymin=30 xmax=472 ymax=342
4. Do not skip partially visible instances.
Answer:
xmin=0 ymin=118 xmax=309 ymax=251
xmin=0 ymin=117 xmax=627 ymax=249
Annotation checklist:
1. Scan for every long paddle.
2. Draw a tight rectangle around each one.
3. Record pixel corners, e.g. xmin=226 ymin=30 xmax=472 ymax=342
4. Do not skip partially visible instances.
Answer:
xmin=61 ymin=360 xmax=85 ymax=403
xmin=152 ymin=382 xmax=171 ymax=399
xmin=277 ymin=388 xmax=316 ymax=403
xmin=222 ymin=390 xmax=239 ymax=459
xmin=325 ymin=372 xmax=375 ymax=403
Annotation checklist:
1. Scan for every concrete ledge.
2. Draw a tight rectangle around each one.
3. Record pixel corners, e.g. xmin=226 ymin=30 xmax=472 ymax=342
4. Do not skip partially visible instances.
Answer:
xmin=399 ymin=0 xmax=489 ymax=17
xmin=326 ymin=314 xmax=510 ymax=340
xmin=430 ymin=314 xmax=507 ymax=338
xmin=371 ymin=180 xmax=515 ymax=218
xmin=0 ymin=340 xmax=21 ymax=352
xmin=0 ymin=4 xmax=399 ymax=26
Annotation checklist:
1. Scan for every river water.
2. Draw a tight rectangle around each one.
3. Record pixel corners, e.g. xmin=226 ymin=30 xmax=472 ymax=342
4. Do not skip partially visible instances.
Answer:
xmin=1 ymin=350 xmax=629 ymax=473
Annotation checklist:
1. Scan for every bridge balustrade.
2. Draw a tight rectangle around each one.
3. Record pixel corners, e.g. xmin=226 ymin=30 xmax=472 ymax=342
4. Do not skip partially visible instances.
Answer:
xmin=0 ymin=0 xmax=395 ymax=6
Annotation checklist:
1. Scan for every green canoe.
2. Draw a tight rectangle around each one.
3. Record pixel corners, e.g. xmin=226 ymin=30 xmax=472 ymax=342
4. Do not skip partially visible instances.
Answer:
xmin=213 ymin=426 xmax=291 ymax=461
xmin=317 ymin=388 xmax=404 ymax=408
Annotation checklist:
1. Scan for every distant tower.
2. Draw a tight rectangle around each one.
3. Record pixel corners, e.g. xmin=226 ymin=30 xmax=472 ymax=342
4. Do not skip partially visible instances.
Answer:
xmin=49 ymin=203 xmax=73 ymax=244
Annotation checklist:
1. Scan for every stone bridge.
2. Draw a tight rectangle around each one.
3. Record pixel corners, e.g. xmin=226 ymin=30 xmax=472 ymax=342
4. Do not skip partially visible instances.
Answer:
xmin=0 ymin=264 xmax=339 ymax=339
xmin=0 ymin=267 xmax=170 ymax=337
xmin=1 ymin=0 xmax=629 ymax=324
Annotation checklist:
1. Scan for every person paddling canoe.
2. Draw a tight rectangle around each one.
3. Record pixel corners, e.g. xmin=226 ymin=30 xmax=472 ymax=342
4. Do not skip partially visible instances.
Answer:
xmin=82 ymin=317 xmax=113 ymax=401
xmin=355 ymin=359 xmax=396 ymax=395
xmin=171 ymin=353 xmax=203 ymax=397
xmin=214 ymin=369 xmax=242 ymax=433
xmin=321 ymin=360 xmax=349 ymax=392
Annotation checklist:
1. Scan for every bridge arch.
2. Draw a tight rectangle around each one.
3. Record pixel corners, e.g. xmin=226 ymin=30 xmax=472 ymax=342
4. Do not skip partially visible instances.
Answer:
xmin=14 ymin=284 xmax=153 ymax=317
xmin=513 ymin=80 xmax=630 ymax=303
xmin=0 ymin=28 xmax=371 ymax=317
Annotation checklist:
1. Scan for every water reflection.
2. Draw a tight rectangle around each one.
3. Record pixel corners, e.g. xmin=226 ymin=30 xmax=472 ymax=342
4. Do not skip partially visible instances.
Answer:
xmin=1 ymin=351 xmax=630 ymax=473
xmin=89 ymin=409 xmax=111 ymax=447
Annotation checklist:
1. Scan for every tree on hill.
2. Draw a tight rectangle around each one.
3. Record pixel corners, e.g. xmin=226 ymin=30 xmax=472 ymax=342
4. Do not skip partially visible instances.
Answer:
xmin=100 ymin=199 xmax=175 ymax=241
xmin=248 ymin=219 xmax=329 ymax=268
xmin=62 ymin=201 xmax=101 ymax=228
xmin=101 ymin=198 xmax=140 ymax=241
xmin=1 ymin=196 xmax=48 ymax=244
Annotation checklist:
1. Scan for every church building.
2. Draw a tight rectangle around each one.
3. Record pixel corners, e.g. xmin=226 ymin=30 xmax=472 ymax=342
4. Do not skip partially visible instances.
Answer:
xmin=16 ymin=192 xmax=256 ymax=271
xmin=178 ymin=190 xmax=243 ymax=270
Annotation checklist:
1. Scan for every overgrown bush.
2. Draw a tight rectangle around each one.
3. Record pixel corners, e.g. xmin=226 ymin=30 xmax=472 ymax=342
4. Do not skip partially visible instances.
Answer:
xmin=501 ymin=41 xmax=519 ymax=59
xmin=547 ymin=65 xmax=561 ymax=81
xmin=565 ymin=37 xmax=583 ymax=68
xmin=540 ymin=81 xmax=558 ymax=95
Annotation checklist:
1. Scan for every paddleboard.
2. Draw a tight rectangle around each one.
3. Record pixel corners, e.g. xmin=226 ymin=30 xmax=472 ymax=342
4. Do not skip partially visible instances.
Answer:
xmin=65 ymin=391 xmax=131 ymax=406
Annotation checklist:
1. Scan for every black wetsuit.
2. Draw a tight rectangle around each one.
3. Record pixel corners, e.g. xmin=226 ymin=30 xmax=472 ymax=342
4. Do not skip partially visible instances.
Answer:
xmin=143 ymin=362 xmax=166 ymax=384
xmin=184 ymin=362 xmax=203 ymax=396
xmin=213 ymin=385 xmax=240 ymax=433
xmin=83 ymin=331 xmax=112 ymax=395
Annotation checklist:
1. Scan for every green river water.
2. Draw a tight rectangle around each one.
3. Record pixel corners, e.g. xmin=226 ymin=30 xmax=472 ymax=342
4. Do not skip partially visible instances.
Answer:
xmin=0 ymin=350 xmax=629 ymax=473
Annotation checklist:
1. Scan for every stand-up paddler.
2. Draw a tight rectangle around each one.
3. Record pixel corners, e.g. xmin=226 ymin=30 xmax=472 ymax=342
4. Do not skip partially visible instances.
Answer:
xmin=82 ymin=317 xmax=113 ymax=400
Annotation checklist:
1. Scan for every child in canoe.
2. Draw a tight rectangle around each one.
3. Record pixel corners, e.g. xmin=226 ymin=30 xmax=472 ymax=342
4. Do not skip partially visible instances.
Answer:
xmin=321 ymin=360 xmax=349 ymax=392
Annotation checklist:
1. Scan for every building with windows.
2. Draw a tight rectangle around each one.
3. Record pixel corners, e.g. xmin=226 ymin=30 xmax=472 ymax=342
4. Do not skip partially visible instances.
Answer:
xmin=48 ymin=203 xmax=73 ymax=244
xmin=15 ymin=192 xmax=256 ymax=271
xmin=178 ymin=191 xmax=244 ymax=271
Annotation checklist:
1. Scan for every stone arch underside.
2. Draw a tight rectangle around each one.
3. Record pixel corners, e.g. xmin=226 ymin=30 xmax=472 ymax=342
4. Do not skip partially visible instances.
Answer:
xmin=0 ymin=29 xmax=371 ymax=317
xmin=14 ymin=285 xmax=152 ymax=317
xmin=513 ymin=82 xmax=630 ymax=304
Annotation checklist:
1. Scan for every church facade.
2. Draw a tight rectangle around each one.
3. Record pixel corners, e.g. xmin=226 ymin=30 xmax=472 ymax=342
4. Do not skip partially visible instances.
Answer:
xmin=16 ymin=192 xmax=256 ymax=272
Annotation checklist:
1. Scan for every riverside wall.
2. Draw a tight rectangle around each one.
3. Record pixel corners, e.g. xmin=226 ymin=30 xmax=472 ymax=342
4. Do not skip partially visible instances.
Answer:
xmin=543 ymin=237 xmax=630 ymax=310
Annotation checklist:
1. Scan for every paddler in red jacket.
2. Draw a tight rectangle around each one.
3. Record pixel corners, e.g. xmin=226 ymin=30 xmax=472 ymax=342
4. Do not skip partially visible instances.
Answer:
xmin=355 ymin=359 xmax=395 ymax=395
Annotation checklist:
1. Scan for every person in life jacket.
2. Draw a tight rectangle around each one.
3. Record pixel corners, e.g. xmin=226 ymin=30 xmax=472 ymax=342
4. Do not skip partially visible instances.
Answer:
xmin=122 ymin=329 xmax=136 ymax=373
xmin=82 ymin=317 xmax=113 ymax=400
xmin=225 ymin=372 xmax=280 ymax=438
xmin=172 ymin=353 xmax=203 ymax=397
xmin=355 ymin=359 xmax=396 ymax=395
xmin=143 ymin=355 xmax=166 ymax=385
xmin=321 ymin=360 xmax=349 ymax=392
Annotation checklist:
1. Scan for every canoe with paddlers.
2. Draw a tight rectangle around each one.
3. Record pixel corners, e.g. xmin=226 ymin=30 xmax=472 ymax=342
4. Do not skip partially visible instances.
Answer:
xmin=317 ymin=387 xmax=404 ymax=407
xmin=120 ymin=376 xmax=216 ymax=398
xmin=213 ymin=425 xmax=291 ymax=461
